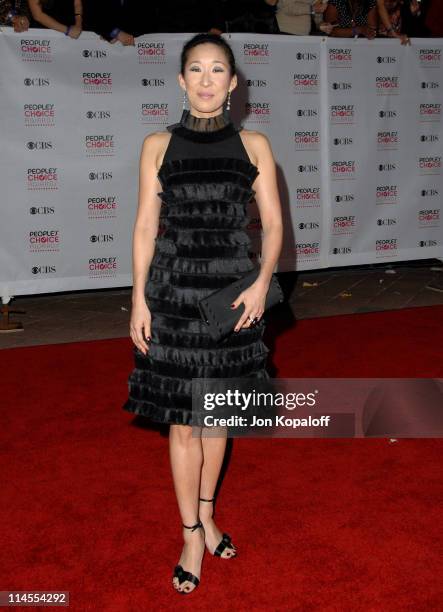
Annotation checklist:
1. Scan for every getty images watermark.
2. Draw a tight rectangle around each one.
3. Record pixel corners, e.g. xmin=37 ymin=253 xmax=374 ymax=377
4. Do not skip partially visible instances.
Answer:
xmin=191 ymin=378 xmax=443 ymax=438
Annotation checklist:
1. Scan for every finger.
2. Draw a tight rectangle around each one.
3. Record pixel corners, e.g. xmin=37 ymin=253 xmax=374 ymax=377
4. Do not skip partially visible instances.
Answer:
xmin=130 ymin=330 xmax=145 ymax=354
xmin=245 ymin=313 xmax=259 ymax=328
xmin=141 ymin=324 xmax=152 ymax=348
xmin=234 ymin=311 xmax=252 ymax=332
xmin=230 ymin=293 xmax=244 ymax=310
xmin=133 ymin=327 xmax=150 ymax=353
xmin=130 ymin=331 xmax=144 ymax=355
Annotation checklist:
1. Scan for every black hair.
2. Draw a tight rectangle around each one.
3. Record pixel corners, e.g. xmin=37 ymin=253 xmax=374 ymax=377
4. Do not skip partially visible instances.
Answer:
xmin=180 ymin=33 xmax=236 ymax=77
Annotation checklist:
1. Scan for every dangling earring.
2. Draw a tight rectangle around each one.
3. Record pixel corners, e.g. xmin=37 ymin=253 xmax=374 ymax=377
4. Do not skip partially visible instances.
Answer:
xmin=226 ymin=90 xmax=231 ymax=111
xmin=182 ymin=89 xmax=187 ymax=110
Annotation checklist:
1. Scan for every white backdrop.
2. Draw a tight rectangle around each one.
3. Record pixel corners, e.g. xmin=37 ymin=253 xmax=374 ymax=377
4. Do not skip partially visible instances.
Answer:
xmin=0 ymin=29 xmax=442 ymax=299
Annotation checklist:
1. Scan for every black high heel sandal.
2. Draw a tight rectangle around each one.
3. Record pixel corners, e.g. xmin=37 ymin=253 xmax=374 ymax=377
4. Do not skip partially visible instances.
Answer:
xmin=199 ymin=497 xmax=237 ymax=558
xmin=172 ymin=520 xmax=204 ymax=595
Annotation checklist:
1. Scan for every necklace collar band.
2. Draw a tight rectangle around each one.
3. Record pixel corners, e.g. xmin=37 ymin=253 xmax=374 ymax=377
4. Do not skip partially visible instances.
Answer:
xmin=179 ymin=108 xmax=232 ymax=132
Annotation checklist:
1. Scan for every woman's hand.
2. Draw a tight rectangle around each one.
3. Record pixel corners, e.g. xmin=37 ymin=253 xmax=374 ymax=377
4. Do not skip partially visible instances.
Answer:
xmin=396 ymin=32 xmax=411 ymax=45
xmin=68 ymin=24 xmax=82 ymax=38
xmin=116 ymin=31 xmax=135 ymax=46
xmin=410 ymin=0 xmax=421 ymax=16
xmin=319 ymin=21 xmax=335 ymax=35
xmin=231 ymin=279 xmax=269 ymax=332
xmin=130 ymin=298 xmax=152 ymax=355
xmin=356 ymin=24 xmax=376 ymax=39
xmin=313 ymin=1 xmax=328 ymax=14
xmin=12 ymin=15 xmax=30 ymax=32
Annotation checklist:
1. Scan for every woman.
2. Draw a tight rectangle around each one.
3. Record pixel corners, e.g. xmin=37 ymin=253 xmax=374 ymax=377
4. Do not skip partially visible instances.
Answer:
xmin=224 ymin=0 xmax=280 ymax=33
xmin=123 ymin=33 xmax=283 ymax=594
xmin=0 ymin=0 xmax=31 ymax=31
xmin=376 ymin=0 xmax=421 ymax=44
xmin=28 ymin=0 xmax=82 ymax=38
xmin=324 ymin=0 xmax=378 ymax=38
xmin=276 ymin=0 xmax=328 ymax=35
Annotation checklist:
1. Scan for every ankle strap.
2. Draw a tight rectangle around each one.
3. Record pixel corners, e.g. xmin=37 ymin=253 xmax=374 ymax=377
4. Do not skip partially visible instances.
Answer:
xmin=199 ymin=497 xmax=215 ymax=502
xmin=182 ymin=520 xmax=203 ymax=531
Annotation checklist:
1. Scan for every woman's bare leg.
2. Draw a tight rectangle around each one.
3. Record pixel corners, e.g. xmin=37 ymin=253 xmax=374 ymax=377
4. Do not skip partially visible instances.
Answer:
xmin=169 ymin=424 xmax=205 ymax=593
xmin=199 ymin=429 xmax=237 ymax=558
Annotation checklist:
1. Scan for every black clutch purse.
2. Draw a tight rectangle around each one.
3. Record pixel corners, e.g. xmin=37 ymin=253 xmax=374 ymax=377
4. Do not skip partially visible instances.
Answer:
xmin=198 ymin=267 xmax=284 ymax=342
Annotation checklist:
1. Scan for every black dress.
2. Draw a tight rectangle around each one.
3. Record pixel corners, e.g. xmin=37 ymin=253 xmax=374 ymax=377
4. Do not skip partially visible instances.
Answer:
xmin=123 ymin=109 xmax=270 ymax=426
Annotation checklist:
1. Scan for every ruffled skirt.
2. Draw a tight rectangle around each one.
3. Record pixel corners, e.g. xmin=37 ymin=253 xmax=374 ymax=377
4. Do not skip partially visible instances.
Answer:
xmin=122 ymin=157 xmax=270 ymax=426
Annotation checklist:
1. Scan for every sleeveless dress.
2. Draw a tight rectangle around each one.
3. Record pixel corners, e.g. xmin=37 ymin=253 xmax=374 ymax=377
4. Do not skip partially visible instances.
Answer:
xmin=122 ymin=109 xmax=270 ymax=426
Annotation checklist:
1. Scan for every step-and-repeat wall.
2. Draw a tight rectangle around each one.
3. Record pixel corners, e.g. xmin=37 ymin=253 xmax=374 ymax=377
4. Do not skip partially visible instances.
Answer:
xmin=0 ymin=30 xmax=442 ymax=298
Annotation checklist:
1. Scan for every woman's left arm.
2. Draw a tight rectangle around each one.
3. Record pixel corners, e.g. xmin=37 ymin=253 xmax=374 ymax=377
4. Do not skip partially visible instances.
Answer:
xmin=252 ymin=132 xmax=284 ymax=290
xmin=74 ymin=0 xmax=83 ymax=29
xmin=231 ymin=132 xmax=283 ymax=331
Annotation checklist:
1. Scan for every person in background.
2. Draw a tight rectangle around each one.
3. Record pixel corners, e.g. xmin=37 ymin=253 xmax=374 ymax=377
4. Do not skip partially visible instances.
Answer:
xmin=401 ymin=0 xmax=430 ymax=36
xmin=423 ymin=0 xmax=443 ymax=36
xmin=323 ymin=0 xmax=378 ymax=38
xmin=28 ymin=0 xmax=82 ymax=38
xmin=376 ymin=0 xmax=422 ymax=44
xmin=276 ymin=0 xmax=329 ymax=35
xmin=82 ymin=0 xmax=155 ymax=46
xmin=224 ymin=0 xmax=280 ymax=33
xmin=156 ymin=0 xmax=225 ymax=34
xmin=0 ymin=0 xmax=31 ymax=31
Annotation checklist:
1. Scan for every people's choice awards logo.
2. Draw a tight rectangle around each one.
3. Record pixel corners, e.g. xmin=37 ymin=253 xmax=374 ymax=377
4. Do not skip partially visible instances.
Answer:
xmin=29 ymin=229 xmax=60 ymax=252
xmin=89 ymin=257 xmax=118 ymax=278
xmin=85 ymin=135 xmax=115 ymax=157
xmin=293 ymin=73 xmax=318 ymax=94
xmin=419 ymin=103 xmax=441 ymax=122
xmin=331 ymin=160 xmax=356 ymax=180
xmin=82 ymin=72 xmax=112 ymax=94
xmin=375 ymin=238 xmax=398 ymax=257
xmin=245 ymin=102 xmax=271 ymax=123
xmin=418 ymin=209 xmax=440 ymax=228
xmin=87 ymin=196 xmax=118 ymax=219
xmin=332 ymin=215 xmax=356 ymax=236
xmin=375 ymin=76 xmax=399 ymax=95
xmin=296 ymin=187 xmax=321 ymax=208
xmin=328 ymin=48 xmax=352 ymax=69
xmin=418 ymin=48 xmax=441 ymax=68
xmin=418 ymin=156 xmax=441 ymax=175
xmin=376 ymin=185 xmax=398 ymax=205
xmin=24 ymin=103 xmax=55 ymax=127
xmin=377 ymin=131 xmax=398 ymax=151
xmin=243 ymin=42 xmax=271 ymax=64
xmin=295 ymin=131 xmax=320 ymax=151
xmin=140 ymin=102 xmax=169 ymax=124
xmin=20 ymin=39 xmax=51 ymax=62
xmin=137 ymin=41 xmax=166 ymax=64
xmin=27 ymin=167 xmax=58 ymax=190
xmin=295 ymin=242 xmax=320 ymax=261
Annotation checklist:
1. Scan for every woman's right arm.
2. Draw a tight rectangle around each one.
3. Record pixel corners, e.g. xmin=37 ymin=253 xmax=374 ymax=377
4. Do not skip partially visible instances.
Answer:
xmin=129 ymin=133 xmax=164 ymax=355
xmin=28 ymin=0 xmax=80 ymax=35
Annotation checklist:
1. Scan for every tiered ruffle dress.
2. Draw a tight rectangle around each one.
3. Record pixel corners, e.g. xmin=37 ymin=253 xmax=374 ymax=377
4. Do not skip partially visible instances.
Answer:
xmin=123 ymin=109 xmax=270 ymax=425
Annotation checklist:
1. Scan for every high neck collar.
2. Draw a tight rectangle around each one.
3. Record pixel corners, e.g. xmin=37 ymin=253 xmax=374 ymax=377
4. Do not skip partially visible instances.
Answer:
xmin=180 ymin=109 xmax=231 ymax=132
xmin=167 ymin=108 xmax=240 ymax=143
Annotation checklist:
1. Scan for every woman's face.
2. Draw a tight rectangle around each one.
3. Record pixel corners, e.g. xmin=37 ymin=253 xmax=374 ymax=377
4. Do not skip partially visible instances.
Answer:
xmin=178 ymin=43 xmax=237 ymax=118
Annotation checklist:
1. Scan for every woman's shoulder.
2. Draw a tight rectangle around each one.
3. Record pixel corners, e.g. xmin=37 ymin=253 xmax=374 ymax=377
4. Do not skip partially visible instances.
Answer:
xmin=142 ymin=130 xmax=172 ymax=148
xmin=240 ymin=127 xmax=272 ymax=147
xmin=140 ymin=130 xmax=172 ymax=170
xmin=239 ymin=127 xmax=273 ymax=164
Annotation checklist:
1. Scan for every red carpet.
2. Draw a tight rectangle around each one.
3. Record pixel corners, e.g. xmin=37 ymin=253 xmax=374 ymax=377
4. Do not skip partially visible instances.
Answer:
xmin=2 ymin=305 xmax=442 ymax=610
